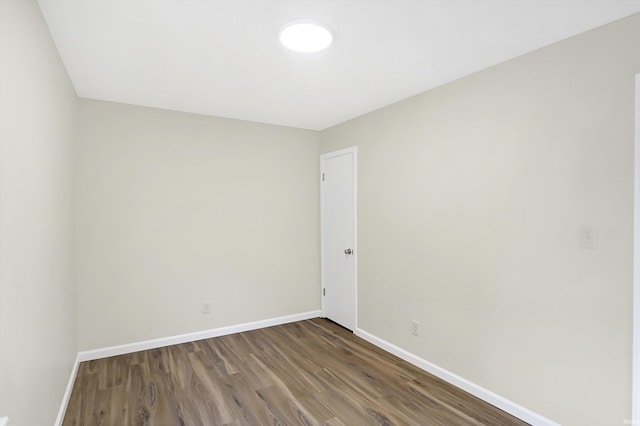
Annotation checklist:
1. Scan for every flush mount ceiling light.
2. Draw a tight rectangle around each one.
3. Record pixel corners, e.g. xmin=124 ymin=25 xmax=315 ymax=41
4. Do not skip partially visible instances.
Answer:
xmin=279 ymin=20 xmax=333 ymax=52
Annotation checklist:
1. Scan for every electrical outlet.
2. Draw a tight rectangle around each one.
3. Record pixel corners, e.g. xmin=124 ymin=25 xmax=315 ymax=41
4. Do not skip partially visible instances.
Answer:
xmin=202 ymin=301 xmax=211 ymax=314
xmin=411 ymin=320 xmax=420 ymax=336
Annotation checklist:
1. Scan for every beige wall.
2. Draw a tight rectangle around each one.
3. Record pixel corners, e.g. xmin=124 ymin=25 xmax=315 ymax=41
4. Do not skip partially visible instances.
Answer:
xmin=76 ymin=100 xmax=320 ymax=350
xmin=2 ymin=1 xmax=638 ymax=424
xmin=320 ymin=13 xmax=640 ymax=426
xmin=0 ymin=0 xmax=78 ymax=424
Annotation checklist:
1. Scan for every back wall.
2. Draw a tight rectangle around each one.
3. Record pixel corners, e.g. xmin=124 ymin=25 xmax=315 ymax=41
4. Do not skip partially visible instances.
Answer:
xmin=76 ymin=99 xmax=321 ymax=350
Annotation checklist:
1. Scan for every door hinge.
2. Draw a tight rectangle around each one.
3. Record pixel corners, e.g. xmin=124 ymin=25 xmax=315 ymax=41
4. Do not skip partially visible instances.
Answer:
xmin=323 ymin=288 xmax=326 ymax=296
xmin=322 ymin=173 xmax=325 ymax=181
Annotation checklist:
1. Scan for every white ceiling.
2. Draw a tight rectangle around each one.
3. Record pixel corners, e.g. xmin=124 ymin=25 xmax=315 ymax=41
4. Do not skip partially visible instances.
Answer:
xmin=38 ymin=0 xmax=640 ymax=131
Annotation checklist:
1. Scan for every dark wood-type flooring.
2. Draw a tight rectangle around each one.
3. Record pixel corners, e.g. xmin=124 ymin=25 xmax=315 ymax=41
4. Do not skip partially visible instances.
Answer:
xmin=63 ymin=318 xmax=528 ymax=425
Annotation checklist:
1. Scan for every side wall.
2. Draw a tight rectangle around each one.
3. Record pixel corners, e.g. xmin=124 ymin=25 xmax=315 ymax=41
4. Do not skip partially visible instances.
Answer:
xmin=76 ymin=100 xmax=320 ymax=350
xmin=320 ymin=13 xmax=640 ymax=426
xmin=0 ymin=1 xmax=78 ymax=424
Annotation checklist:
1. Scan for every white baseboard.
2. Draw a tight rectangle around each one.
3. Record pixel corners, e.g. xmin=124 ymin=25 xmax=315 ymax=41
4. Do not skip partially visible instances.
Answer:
xmin=54 ymin=353 xmax=80 ymax=426
xmin=77 ymin=310 xmax=322 ymax=362
xmin=355 ymin=328 xmax=559 ymax=426
xmin=59 ymin=312 xmax=553 ymax=426
xmin=56 ymin=310 xmax=321 ymax=424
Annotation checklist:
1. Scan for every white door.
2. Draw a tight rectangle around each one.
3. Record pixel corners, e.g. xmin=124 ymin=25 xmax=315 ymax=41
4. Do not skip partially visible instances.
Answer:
xmin=321 ymin=147 xmax=357 ymax=331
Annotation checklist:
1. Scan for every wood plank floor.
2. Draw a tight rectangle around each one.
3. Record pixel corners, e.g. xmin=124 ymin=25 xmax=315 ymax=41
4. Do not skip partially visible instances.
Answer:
xmin=63 ymin=318 xmax=529 ymax=425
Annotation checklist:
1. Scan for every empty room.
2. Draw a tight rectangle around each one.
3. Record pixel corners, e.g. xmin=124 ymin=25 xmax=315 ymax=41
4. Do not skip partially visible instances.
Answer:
xmin=2 ymin=1 xmax=640 ymax=425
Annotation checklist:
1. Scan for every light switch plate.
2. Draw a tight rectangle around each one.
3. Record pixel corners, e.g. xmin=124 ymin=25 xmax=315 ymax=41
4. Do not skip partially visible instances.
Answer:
xmin=580 ymin=226 xmax=598 ymax=249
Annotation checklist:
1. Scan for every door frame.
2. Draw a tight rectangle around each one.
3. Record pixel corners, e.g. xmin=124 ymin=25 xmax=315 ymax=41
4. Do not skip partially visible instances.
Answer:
xmin=633 ymin=73 xmax=640 ymax=423
xmin=320 ymin=146 xmax=358 ymax=329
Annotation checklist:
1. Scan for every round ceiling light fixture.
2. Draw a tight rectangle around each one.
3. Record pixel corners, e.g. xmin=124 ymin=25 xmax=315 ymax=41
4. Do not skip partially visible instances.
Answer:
xmin=279 ymin=20 xmax=333 ymax=52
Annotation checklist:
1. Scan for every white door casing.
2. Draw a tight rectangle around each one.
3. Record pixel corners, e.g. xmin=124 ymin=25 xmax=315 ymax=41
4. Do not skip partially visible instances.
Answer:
xmin=632 ymin=73 xmax=640 ymax=424
xmin=321 ymin=147 xmax=357 ymax=331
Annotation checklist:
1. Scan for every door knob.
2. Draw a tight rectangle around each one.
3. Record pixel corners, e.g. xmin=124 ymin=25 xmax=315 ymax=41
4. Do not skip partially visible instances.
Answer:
xmin=344 ymin=248 xmax=353 ymax=255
